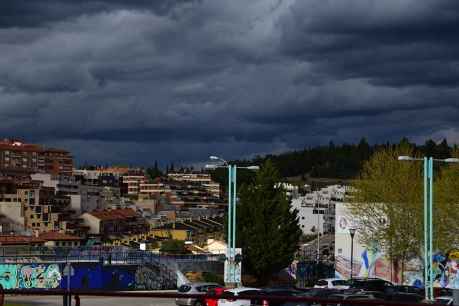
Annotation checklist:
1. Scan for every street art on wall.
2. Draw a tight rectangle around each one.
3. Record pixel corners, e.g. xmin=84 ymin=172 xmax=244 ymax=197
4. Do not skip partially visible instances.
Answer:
xmin=135 ymin=266 xmax=160 ymax=290
xmin=0 ymin=264 xmax=18 ymax=289
xmin=335 ymin=246 xmax=394 ymax=281
xmin=19 ymin=264 xmax=62 ymax=288
xmin=431 ymin=250 xmax=459 ymax=289
xmin=0 ymin=262 xmax=175 ymax=290
xmin=0 ymin=264 xmax=62 ymax=289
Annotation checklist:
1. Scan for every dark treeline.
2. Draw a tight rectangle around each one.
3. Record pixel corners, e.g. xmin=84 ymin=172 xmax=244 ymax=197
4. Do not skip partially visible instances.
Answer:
xmin=235 ymin=137 xmax=455 ymax=180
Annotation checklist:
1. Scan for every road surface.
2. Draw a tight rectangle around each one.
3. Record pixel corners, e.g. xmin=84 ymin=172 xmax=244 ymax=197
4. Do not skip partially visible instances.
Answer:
xmin=4 ymin=295 xmax=176 ymax=306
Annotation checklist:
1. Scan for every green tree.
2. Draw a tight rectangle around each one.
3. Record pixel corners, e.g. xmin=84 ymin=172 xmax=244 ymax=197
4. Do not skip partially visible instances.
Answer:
xmin=146 ymin=161 xmax=163 ymax=181
xmin=347 ymin=145 xmax=424 ymax=279
xmin=434 ymin=149 xmax=459 ymax=251
xmin=236 ymin=160 xmax=301 ymax=285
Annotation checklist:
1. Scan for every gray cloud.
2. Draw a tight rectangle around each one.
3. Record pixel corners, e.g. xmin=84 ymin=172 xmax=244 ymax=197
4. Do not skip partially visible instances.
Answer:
xmin=1 ymin=0 xmax=459 ymax=165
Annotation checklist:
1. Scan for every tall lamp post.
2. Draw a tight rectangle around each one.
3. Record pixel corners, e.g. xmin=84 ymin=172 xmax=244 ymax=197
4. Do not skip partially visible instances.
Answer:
xmin=398 ymin=156 xmax=459 ymax=300
xmin=206 ymin=156 xmax=259 ymax=287
xmin=349 ymin=227 xmax=356 ymax=279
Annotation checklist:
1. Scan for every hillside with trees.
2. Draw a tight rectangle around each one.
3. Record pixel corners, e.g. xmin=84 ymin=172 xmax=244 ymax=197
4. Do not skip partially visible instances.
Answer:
xmin=208 ymin=138 xmax=455 ymax=190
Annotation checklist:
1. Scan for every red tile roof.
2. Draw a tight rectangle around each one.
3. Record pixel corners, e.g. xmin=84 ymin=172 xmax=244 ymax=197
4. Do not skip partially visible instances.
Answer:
xmin=89 ymin=208 xmax=138 ymax=221
xmin=0 ymin=235 xmax=44 ymax=245
xmin=38 ymin=231 xmax=82 ymax=241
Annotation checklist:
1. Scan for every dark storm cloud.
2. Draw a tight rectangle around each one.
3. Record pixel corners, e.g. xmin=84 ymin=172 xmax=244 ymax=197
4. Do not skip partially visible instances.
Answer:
xmin=279 ymin=0 xmax=459 ymax=87
xmin=0 ymin=0 xmax=198 ymax=27
xmin=1 ymin=0 xmax=459 ymax=165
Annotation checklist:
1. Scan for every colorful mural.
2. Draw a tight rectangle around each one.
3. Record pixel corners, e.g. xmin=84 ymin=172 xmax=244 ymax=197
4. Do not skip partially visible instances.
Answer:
xmin=335 ymin=247 xmax=395 ymax=282
xmin=0 ymin=264 xmax=62 ymax=289
xmin=0 ymin=262 xmax=175 ymax=290
xmin=432 ymin=250 xmax=459 ymax=289
xmin=0 ymin=265 xmax=18 ymax=289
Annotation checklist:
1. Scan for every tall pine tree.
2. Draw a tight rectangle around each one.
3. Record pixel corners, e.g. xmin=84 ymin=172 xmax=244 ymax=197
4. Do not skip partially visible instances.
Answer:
xmin=236 ymin=160 xmax=301 ymax=284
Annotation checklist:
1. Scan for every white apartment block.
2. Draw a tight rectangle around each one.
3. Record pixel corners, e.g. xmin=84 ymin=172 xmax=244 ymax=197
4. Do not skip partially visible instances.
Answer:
xmin=122 ymin=175 xmax=147 ymax=196
xmin=291 ymin=185 xmax=350 ymax=235
xmin=167 ymin=173 xmax=220 ymax=198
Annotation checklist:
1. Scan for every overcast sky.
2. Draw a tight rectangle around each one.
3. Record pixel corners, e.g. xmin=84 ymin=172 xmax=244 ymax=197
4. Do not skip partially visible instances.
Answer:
xmin=1 ymin=0 xmax=459 ymax=166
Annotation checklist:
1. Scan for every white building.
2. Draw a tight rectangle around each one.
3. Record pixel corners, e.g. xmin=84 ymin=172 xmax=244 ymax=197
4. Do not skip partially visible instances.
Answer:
xmin=291 ymin=185 xmax=349 ymax=235
xmin=31 ymin=173 xmax=111 ymax=214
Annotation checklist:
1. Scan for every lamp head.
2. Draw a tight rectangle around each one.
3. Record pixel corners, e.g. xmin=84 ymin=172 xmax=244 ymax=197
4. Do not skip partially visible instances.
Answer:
xmin=349 ymin=227 xmax=357 ymax=237
xmin=246 ymin=165 xmax=260 ymax=170
xmin=398 ymin=156 xmax=413 ymax=161
xmin=444 ymin=158 xmax=459 ymax=163
xmin=209 ymin=156 xmax=219 ymax=161
xmin=205 ymin=164 xmax=217 ymax=170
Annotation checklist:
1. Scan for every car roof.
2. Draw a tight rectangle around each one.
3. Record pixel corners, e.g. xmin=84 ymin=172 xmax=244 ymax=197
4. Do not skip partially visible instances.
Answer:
xmin=186 ymin=282 xmax=221 ymax=286
xmin=225 ymin=287 xmax=260 ymax=293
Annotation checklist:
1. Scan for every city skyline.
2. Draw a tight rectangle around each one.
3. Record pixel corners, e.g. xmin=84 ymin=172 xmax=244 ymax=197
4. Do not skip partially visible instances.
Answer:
xmin=1 ymin=1 xmax=459 ymax=165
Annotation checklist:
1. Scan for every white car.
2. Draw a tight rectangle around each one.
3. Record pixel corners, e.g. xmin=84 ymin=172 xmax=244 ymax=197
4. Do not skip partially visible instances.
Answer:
xmin=314 ymin=278 xmax=350 ymax=289
xmin=435 ymin=296 xmax=453 ymax=306
xmin=218 ymin=287 xmax=261 ymax=306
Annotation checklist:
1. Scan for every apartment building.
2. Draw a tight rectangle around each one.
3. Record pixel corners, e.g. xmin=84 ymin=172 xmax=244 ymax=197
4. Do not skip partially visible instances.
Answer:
xmin=121 ymin=174 xmax=147 ymax=197
xmin=0 ymin=139 xmax=44 ymax=174
xmin=167 ymin=173 xmax=221 ymax=198
xmin=0 ymin=139 xmax=73 ymax=177
xmin=16 ymin=183 xmax=86 ymax=235
xmin=42 ymin=148 xmax=73 ymax=176
xmin=80 ymin=208 xmax=149 ymax=237
xmin=291 ymin=185 xmax=349 ymax=235
xmin=139 ymin=178 xmax=224 ymax=212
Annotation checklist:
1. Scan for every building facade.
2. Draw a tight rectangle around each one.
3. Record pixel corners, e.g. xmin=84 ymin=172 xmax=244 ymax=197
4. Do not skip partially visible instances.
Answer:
xmin=291 ymin=185 xmax=349 ymax=235
xmin=0 ymin=139 xmax=73 ymax=177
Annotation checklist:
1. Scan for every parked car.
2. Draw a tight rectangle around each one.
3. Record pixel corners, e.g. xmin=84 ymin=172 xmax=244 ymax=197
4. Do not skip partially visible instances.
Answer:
xmin=207 ymin=287 xmax=226 ymax=306
xmin=435 ymin=296 xmax=454 ymax=306
xmin=346 ymin=278 xmax=395 ymax=293
xmin=176 ymin=282 xmax=223 ymax=306
xmin=254 ymin=288 xmax=304 ymax=306
xmin=314 ymin=279 xmax=350 ymax=289
xmin=217 ymin=287 xmax=261 ymax=306
xmin=387 ymin=292 xmax=423 ymax=303
xmin=325 ymin=292 xmax=384 ymax=306
xmin=282 ymin=288 xmax=344 ymax=306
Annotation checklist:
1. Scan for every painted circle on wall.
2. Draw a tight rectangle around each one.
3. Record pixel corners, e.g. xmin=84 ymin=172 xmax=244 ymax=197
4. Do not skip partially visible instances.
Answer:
xmin=338 ymin=216 xmax=348 ymax=231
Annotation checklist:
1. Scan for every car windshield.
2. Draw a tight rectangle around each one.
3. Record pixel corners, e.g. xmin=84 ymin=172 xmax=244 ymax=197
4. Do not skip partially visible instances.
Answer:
xmin=178 ymin=285 xmax=191 ymax=293
xmin=436 ymin=299 xmax=452 ymax=305
xmin=332 ymin=280 xmax=348 ymax=286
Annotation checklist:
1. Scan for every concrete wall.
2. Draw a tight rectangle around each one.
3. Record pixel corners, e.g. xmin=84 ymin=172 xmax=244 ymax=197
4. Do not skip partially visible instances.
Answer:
xmin=0 ymin=201 xmax=24 ymax=225
xmin=80 ymin=213 xmax=101 ymax=234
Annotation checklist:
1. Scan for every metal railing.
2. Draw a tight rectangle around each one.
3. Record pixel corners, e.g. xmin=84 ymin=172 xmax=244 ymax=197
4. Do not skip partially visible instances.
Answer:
xmin=0 ymin=246 xmax=223 ymax=264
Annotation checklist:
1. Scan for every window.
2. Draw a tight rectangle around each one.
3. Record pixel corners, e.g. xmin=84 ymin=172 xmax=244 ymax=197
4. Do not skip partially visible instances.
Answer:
xmin=239 ymin=290 xmax=260 ymax=296
xmin=332 ymin=280 xmax=349 ymax=286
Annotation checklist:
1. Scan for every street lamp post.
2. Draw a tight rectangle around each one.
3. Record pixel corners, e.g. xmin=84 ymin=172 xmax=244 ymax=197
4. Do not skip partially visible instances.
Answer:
xmin=206 ymin=156 xmax=259 ymax=287
xmin=398 ymin=156 xmax=459 ymax=300
xmin=349 ymin=227 xmax=356 ymax=279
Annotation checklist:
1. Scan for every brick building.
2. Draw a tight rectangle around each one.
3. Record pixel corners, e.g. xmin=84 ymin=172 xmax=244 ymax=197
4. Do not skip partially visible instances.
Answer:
xmin=0 ymin=139 xmax=73 ymax=177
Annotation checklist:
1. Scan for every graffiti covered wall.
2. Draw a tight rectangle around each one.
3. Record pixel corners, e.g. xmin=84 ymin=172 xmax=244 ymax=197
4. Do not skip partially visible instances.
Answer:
xmin=334 ymin=204 xmax=459 ymax=289
xmin=0 ymin=264 xmax=62 ymax=289
xmin=335 ymin=204 xmax=399 ymax=283
xmin=0 ymin=262 xmax=176 ymax=290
